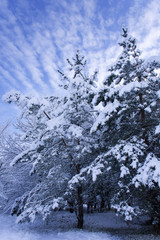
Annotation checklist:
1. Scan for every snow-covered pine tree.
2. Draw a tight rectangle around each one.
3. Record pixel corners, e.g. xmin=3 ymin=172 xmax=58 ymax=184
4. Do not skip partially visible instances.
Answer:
xmin=2 ymin=93 xmax=67 ymax=222
xmin=69 ymin=28 xmax=160 ymax=224
xmin=3 ymin=51 xmax=98 ymax=228
xmin=93 ymin=27 xmax=160 ymax=223
xmin=57 ymin=51 xmax=99 ymax=228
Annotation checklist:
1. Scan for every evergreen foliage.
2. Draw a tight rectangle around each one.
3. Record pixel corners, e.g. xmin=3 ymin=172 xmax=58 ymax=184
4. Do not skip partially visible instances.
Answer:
xmin=2 ymin=51 xmax=98 ymax=228
xmin=1 ymin=28 xmax=160 ymax=228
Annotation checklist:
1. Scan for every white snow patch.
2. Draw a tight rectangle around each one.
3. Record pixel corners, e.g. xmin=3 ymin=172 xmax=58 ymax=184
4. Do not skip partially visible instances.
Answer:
xmin=157 ymin=89 xmax=160 ymax=98
xmin=155 ymin=124 xmax=160 ymax=134
xmin=145 ymin=106 xmax=151 ymax=113
xmin=134 ymin=153 xmax=160 ymax=187
xmin=91 ymin=99 xmax=120 ymax=132
xmin=52 ymin=199 xmax=59 ymax=210
xmin=68 ymin=125 xmax=83 ymax=138
xmin=90 ymin=163 xmax=104 ymax=182
xmin=120 ymin=165 xmax=130 ymax=178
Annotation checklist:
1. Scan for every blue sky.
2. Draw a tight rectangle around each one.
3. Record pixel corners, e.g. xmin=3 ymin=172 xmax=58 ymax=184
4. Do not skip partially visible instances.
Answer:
xmin=1 ymin=0 xmax=160 ymax=126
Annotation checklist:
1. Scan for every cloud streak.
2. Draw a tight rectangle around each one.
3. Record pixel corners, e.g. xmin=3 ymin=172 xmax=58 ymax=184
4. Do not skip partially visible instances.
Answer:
xmin=0 ymin=0 xmax=160 ymax=113
xmin=128 ymin=0 xmax=160 ymax=58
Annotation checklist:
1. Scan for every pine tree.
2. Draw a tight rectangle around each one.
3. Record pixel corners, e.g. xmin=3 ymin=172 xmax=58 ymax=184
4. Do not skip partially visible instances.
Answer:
xmin=71 ymin=28 xmax=160 ymax=224
xmin=93 ymin=27 xmax=160 ymax=223
xmin=57 ymin=50 xmax=99 ymax=228
xmin=3 ymin=51 xmax=98 ymax=228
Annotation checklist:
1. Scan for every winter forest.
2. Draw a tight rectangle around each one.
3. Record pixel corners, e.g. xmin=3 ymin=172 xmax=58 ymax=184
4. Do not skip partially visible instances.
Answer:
xmin=0 ymin=28 xmax=160 ymax=239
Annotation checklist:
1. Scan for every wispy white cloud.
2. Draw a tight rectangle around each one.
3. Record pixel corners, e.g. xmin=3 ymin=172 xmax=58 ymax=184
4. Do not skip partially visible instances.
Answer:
xmin=0 ymin=0 xmax=160 ymax=106
xmin=128 ymin=0 xmax=160 ymax=58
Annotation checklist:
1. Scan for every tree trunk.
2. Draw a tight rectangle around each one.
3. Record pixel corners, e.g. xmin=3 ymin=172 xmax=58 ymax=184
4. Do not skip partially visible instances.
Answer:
xmin=100 ymin=197 xmax=105 ymax=212
xmin=77 ymin=185 xmax=83 ymax=228
xmin=76 ymin=164 xmax=84 ymax=228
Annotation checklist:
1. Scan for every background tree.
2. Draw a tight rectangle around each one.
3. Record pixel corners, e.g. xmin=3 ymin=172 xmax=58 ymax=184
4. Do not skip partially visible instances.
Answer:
xmin=0 ymin=120 xmax=44 ymax=215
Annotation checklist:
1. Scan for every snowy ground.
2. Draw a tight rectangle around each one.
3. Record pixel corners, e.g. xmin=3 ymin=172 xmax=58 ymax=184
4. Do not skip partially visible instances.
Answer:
xmin=0 ymin=213 xmax=119 ymax=240
xmin=0 ymin=211 xmax=159 ymax=240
